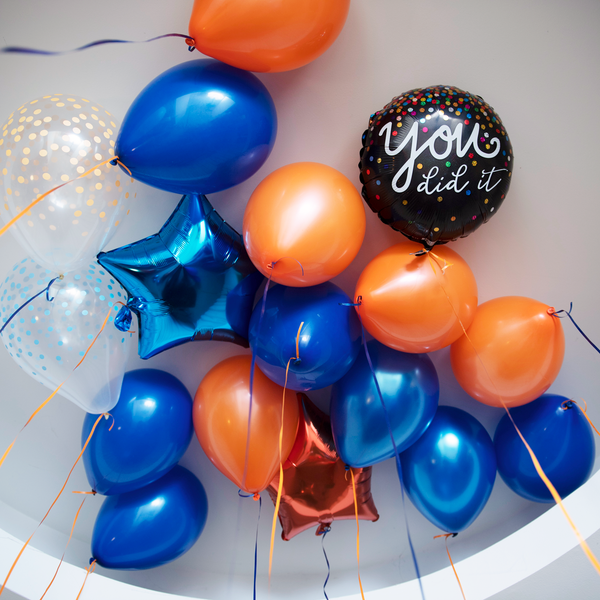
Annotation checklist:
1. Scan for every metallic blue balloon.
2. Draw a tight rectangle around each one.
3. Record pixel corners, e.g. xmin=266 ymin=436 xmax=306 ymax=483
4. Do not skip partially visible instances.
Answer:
xmin=92 ymin=466 xmax=207 ymax=570
xmin=330 ymin=341 xmax=439 ymax=467
xmin=97 ymin=194 xmax=263 ymax=359
xmin=82 ymin=369 xmax=193 ymax=495
xmin=400 ymin=406 xmax=497 ymax=532
xmin=249 ymin=282 xmax=361 ymax=391
xmin=115 ymin=58 xmax=277 ymax=195
xmin=494 ymin=394 xmax=595 ymax=503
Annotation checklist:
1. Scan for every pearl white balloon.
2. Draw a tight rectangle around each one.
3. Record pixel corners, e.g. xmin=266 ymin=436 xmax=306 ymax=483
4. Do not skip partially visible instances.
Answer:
xmin=0 ymin=95 xmax=136 ymax=273
xmin=0 ymin=258 xmax=132 ymax=413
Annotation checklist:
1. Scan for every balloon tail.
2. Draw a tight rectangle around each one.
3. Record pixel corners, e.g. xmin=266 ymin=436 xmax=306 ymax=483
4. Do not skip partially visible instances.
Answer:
xmin=551 ymin=303 xmax=600 ymax=355
xmin=0 ymin=304 xmax=114 ymax=471
xmin=39 ymin=494 xmax=92 ymax=600
xmin=350 ymin=468 xmax=366 ymax=600
xmin=0 ymin=414 xmax=110 ymax=596
xmin=75 ymin=559 xmax=96 ymax=600
xmin=0 ymin=157 xmax=122 ymax=238
xmin=317 ymin=525 xmax=332 ymax=600
xmin=434 ymin=533 xmax=466 ymax=600
xmin=561 ymin=399 xmax=600 ymax=437
xmin=431 ymin=272 xmax=600 ymax=577
xmin=269 ymin=321 xmax=304 ymax=581
xmin=0 ymin=33 xmax=194 ymax=55
xmin=356 ymin=310 xmax=426 ymax=599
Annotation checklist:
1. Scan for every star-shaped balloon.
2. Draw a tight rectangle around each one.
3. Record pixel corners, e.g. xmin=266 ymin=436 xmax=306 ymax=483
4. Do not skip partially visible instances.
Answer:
xmin=98 ymin=194 xmax=263 ymax=359
xmin=267 ymin=394 xmax=379 ymax=540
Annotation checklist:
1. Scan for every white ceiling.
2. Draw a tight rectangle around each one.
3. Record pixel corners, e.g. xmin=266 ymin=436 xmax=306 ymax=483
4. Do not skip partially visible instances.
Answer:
xmin=1 ymin=0 xmax=600 ymax=599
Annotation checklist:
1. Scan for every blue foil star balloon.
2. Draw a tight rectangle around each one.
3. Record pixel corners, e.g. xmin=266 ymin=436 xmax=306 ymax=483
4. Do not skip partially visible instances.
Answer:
xmin=97 ymin=194 xmax=263 ymax=359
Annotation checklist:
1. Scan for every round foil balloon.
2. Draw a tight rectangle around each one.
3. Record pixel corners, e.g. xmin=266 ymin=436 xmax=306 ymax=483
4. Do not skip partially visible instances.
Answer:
xmin=0 ymin=258 xmax=132 ymax=413
xmin=0 ymin=95 xmax=135 ymax=272
xmin=359 ymin=85 xmax=513 ymax=247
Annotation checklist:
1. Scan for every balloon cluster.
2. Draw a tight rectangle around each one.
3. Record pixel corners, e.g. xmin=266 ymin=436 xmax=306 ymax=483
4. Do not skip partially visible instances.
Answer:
xmin=2 ymin=0 xmax=596 ymax=580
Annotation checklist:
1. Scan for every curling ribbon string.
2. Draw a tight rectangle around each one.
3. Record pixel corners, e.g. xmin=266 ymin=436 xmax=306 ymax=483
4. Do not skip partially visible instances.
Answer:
xmin=0 ymin=414 xmax=112 ymax=597
xmin=0 ymin=275 xmax=62 ymax=336
xmin=350 ymin=468 xmax=366 ymax=600
xmin=39 ymin=493 xmax=94 ymax=600
xmin=433 ymin=533 xmax=466 ymax=600
xmin=0 ymin=157 xmax=122 ymax=239
xmin=317 ymin=526 xmax=332 ymax=600
xmin=354 ymin=303 xmax=425 ymax=599
xmin=428 ymin=264 xmax=600 ymax=577
xmin=75 ymin=560 xmax=97 ymax=600
xmin=238 ymin=491 xmax=262 ymax=600
xmin=0 ymin=304 xmax=115 ymax=470
xmin=1 ymin=33 xmax=195 ymax=55
xmin=269 ymin=321 xmax=305 ymax=582
xmin=561 ymin=399 xmax=600 ymax=437
xmin=551 ymin=303 xmax=600 ymax=355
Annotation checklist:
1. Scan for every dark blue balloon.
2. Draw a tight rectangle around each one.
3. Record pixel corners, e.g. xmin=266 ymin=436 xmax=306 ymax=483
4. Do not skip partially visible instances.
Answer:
xmin=98 ymin=194 xmax=263 ymax=359
xmin=494 ymin=394 xmax=595 ymax=503
xmin=400 ymin=406 xmax=497 ymax=532
xmin=330 ymin=341 xmax=439 ymax=467
xmin=82 ymin=369 xmax=193 ymax=495
xmin=115 ymin=58 xmax=277 ymax=195
xmin=92 ymin=466 xmax=207 ymax=570
xmin=248 ymin=283 xmax=361 ymax=391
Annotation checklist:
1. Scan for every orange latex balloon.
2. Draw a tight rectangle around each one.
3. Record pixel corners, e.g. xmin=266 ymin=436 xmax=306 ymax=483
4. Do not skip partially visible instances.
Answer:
xmin=450 ymin=296 xmax=565 ymax=408
xmin=243 ymin=162 xmax=366 ymax=287
xmin=193 ymin=356 xmax=300 ymax=493
xmin=355 ymin=241 xmax=478 ymax=353
xmin=188 ymin=0 xmax=351 ymax=73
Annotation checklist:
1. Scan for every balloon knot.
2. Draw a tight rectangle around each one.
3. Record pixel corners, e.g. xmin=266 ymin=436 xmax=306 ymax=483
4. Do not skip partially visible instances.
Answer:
xmin=114 ymin=305 xmax=133 ymax=332
xmin=316 ymin=523 xmax=332 ymax=536
xmin=109 ymin=159 xmax=118 ymax=166
xmin=253 ymin=492 xmax=260 ymax=501
xmin=451 ymin=532 xmax=458 ymax=538
xmin=185 ymin=37 xmax=196 ymax=51
xmin=89 ymin=557 xmax=95 ymax=565
xmin=547 ymin=307 xmax=556 ymax=316
xmin=561 ymin=399 xmax=575 ymax=410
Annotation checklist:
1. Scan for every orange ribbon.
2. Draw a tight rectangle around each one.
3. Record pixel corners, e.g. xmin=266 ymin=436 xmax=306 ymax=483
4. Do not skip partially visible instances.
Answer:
xmin=350 ymin=467 xmax=366 ymax=600
xmin=562 ymin=398 xmax=600 ymax=437
xmin=434 ymin=533 xmax=466 ymax=600
xmin=75 ymin=559 xmax=97 ymax=600
xmin=0 ymin=304 xmax=115 ymax=470
xmin=0 ymin=414 xmax=112 ymax=597
xmin=268 ymin=321 xmax=304 ymax=581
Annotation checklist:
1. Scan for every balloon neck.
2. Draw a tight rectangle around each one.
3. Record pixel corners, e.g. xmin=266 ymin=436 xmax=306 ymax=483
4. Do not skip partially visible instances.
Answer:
xmin=114 ymin=305 xmax=133 ymax=332
xmin=109 ymin=159 xmax=118 ymax=166
xmin=185 ymin=37 xmax=196 ymax=52
xmin=561 ymin=400 xmax=575 ymax=411
xmin=547 ymin=307 xmax=556 ymax=316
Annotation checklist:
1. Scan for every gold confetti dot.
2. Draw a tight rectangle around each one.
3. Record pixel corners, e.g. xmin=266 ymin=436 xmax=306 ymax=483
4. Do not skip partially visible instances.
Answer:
xmin=91 ymin=106 xmax=98 ymax=112
xmin=112 ymin=199 xmax=118 ymax=206
xmin=86 ymin=123 xmax=93 ymax=130
xmin=70 ymin=158 xmax=78 ymax=165
xmin=73 ymin=104 xmax=81 ymax=109
xmin=73 ymin=127 xmax=81 ymax=134
xmin=94 ymin=169 xmax=101 ymax=176
xmin=61 ymin=174 xmax=70 ymax=182
xmin=484 ymin=199 xmax=489 ymax=204
xmin=23 ymin=147 xmax=30 ymax=155
xmin=28 ymin=133 xmax=36 ymax=140
xmin=114 ymin=221 xmax=119 ymax=227
xmin=27 ymin=220 xmax=34 ymax=227
xmin=82 ymin=231 xmax=88 ymax=236
xmin=50 ymin=143 xmax=59 ymax=151
xmin=433 ymin=227 xmax=439 ymax=232
xmin=75 ymin=186 xmax=84 ymax=193
xmin=17 ymin=176 xmax=25 ymax=184
xmin=472 ymin=160 xmax=477 ymax=166
xmin=115 ymin=180 xmax=121 ymax=187
xmin=91 ymin=114 xmax=98 ymax=121
xmin=50 ymin=225 xmax=56 ymax=231
xmin=74 ymin=210 xmax=82 ymax=217
xmin=6 ymin=188 xmax=12 ymax=195
xmin=93 ymin=136 xmax=101 ymax=143
xmin=40 ymin=130 xmax=48 ymax=137
xmin=67 ymin=98 xmax=76 ymax=102
xmin=57 ymin=103 xmax=65 ymax=108
xmin=95 ymin=182 xmax=102 ymax=190
xmin=5 ymin=150 xmax=11 ymax=157
xmin=43 ymin=116 xmax=52 ymax=123
xmin=61 ymin=146 xmax=70 ymax=153
xmin=451 ymin=216 xmax=456 ymax=221
xmin=43 ymin=173 xmax=51 ymax=180
xmin=437 ymin=196 xmax=443 ymax=202
xmin=125 ymin=192 xmax=129 ymax=199
xmin=99 ymin=211 xmax=106 ymax=218
xmin=87 ymin=198 xmax=95 ymax=205
xmin=39 ymin=214 xmax=45 ymax=220
xmin=103 ymin=132 xmax=110 ymax=139
xmin=21 ymin=158 xmax=29 ymax=165
xmin=72 ymin=219 xmax=79 ymax=225
xmin=99 ymin=120 xmax=105 ymax=127
xmin=76 ymin=167 xmax=85 ymax=174
xmin=402 ymin=200 xmax=408 ymax=205
xmin=94 ymin=153 xmax=102 ymax=161
xmin=33 ymin=109 xmax=41 ymax=115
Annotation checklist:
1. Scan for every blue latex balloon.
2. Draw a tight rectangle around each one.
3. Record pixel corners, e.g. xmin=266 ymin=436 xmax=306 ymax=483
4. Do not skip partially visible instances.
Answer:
xmin=248 ymin=282 xmax=361 ymax=391
xmin=82 ymin=369 xmax=193 ymax=495
xmin=97 ymin=194 xmax=263 ymax=359
xmin=330 ymin=341 xmax=439 ymax=467
xmin=115 ymin=58 xmax=277 ymax=195
xmin=494 ymin=394 xmax=595 ymax=503
xmin=92 ymin=466 xmax=207 ymax=570
xmin=400 ymin=406 xmax=497 ymax=532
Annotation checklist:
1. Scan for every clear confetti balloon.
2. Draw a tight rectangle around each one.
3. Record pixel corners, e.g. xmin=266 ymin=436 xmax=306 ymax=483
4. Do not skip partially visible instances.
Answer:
xmin=0 ymin=258 xmax=132 ymax=413
xmin=0 ymin=95 xmax=136 ymax=273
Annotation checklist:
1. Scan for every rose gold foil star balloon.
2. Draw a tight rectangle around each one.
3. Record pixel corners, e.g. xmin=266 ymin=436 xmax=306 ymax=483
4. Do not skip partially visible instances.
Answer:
xmin=267 ymin=394 xmax=379 ymax=540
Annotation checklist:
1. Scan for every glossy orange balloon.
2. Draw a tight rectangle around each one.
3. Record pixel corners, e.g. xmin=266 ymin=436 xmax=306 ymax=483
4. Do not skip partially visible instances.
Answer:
xmin=193 ymin=356 xmax=300 ymax=493
xmin=188 ymin=0 xmax=351 ymax=73
xmin=355 ymin=241 xmax=478 ymax=353
xmin=243 ymin=162 xmax=366 ymax=287
xmin=450 ymin=297 xmax=565 ymax=408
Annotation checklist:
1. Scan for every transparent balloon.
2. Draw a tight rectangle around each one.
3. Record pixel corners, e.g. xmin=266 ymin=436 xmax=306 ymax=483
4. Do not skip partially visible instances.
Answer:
xmin=0 ymin=258 xmax=133 ymax=413
xmin=0 ymin=95 xmax=136 ymax=272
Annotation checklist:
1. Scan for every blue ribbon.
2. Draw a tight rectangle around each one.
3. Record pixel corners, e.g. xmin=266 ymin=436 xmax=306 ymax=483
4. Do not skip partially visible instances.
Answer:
xmin=552 ymin=302 xmax=600 ymax=354
xmin=316 ymin=526 xmax=332 ymax=600
xmin=1 ymin=33 xmax=195 ymax=55
xmin=0 ymin=276 xmax=61 ymax=336
xmin=238 ymin=490 xmax=262 ymax=600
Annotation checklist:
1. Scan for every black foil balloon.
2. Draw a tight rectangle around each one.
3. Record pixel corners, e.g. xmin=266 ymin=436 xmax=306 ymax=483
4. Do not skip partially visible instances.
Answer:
xmin=359 ymin=86 xmax=513 ymax=247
